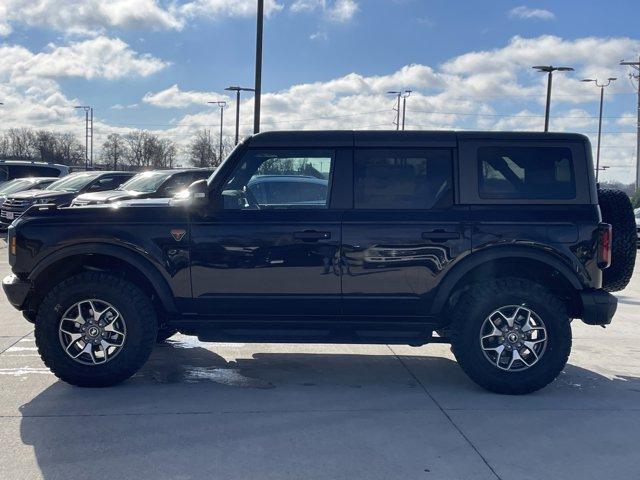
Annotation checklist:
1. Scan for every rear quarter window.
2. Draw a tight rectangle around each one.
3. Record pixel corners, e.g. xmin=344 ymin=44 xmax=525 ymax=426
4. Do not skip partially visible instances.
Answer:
xmin=478 ymin=146 xmax=576 ymax=199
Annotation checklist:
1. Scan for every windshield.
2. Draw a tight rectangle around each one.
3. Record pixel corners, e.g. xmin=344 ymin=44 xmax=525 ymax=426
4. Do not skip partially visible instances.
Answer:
xmin=46 ymin=173 xmax=99 ymax=192
xmin=0 ymin=179 xmax=36 ymax=195
xmin=117 ymin=171 xmax=172 ymax=193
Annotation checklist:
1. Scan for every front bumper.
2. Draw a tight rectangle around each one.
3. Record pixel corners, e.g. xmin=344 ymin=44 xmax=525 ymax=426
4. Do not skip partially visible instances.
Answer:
xmin=580 ymin=289 xmax=618 ymax=326
xmin=2 ymin=274 xmax=31 ymax=310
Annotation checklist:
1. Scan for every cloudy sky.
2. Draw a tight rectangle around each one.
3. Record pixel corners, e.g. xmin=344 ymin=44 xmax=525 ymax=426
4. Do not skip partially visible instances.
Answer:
xmin=0 ymin=0 xmax=639 ymax=181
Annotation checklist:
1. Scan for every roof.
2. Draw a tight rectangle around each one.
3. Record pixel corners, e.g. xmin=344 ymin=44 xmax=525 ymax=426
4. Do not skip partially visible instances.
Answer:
xmin=0 ymin=159 xmax=69 ymax=168
xmin=246 ymin=130 xmax=589 ymax=148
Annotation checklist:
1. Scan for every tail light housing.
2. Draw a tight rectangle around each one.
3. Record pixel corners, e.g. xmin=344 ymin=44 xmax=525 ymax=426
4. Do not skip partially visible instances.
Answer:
xmin=597 ymin=223 xmax=612 ymax=269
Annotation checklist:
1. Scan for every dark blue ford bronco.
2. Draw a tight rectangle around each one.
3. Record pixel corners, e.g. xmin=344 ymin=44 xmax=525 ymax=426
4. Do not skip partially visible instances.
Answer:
xmin=3 ymin=131 xmax=637 ymax=394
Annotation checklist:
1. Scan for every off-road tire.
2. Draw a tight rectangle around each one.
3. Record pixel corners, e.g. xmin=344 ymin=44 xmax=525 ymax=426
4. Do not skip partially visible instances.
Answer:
xmin=598 ymin=188 xmax=637 ymax=292
xmin=35 ymin=272 xmax=157 ymax=387
xmin=450 ymin=278 xmax=571 ymax=395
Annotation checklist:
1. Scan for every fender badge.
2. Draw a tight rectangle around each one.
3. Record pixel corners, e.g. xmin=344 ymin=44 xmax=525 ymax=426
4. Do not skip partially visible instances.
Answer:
xmin=170 ymin=229 xmax=186 ymax=242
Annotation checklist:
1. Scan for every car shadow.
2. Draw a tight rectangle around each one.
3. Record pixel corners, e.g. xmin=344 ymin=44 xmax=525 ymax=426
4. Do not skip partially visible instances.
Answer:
xmin=15 ymin=338 xmax=640 ymax=479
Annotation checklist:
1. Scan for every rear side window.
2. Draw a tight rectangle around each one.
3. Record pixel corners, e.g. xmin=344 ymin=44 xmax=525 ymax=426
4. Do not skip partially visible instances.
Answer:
xmin=478 ymin=146 xmax=575 ymax=199
xmin=354 ymin=149 xmax=453 ymax=209
xmin=6 ymin=165 xmax=63 ymax=179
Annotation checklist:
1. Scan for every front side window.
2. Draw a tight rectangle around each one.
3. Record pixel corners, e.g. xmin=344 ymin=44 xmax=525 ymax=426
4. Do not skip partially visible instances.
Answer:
xmin=354 ymin=149 xmax=453 ymax=209
xmin=478 ymin=146 xmax=576 ymax=199
xmin=221 ymin=150 xmax=333 ymax=210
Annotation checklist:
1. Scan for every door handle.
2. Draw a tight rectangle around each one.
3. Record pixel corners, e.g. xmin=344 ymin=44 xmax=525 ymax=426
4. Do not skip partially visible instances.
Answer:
xmin=421 ymin=230 xmax=460 ymax=241
xmin=293 ymin=230 xmax=331 ymax=241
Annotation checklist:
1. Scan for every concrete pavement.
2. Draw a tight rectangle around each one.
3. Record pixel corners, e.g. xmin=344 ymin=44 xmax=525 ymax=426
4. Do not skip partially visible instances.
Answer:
xmin=0 ymin=244 xmax=638 ymax=480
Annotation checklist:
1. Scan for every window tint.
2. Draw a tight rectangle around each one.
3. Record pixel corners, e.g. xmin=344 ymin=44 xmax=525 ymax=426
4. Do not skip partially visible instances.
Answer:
xmin=222 ymin=151 xmax=332 ymax=209
xmin=7 ymin=165 xmax=62 ymax=178
xmin=89 ymin=175 xmax=128 ymax=191
xmin=354 ymin=149 xmax=453 ymax=209
xmin=478 ymin=146 xmax=576 ymax=199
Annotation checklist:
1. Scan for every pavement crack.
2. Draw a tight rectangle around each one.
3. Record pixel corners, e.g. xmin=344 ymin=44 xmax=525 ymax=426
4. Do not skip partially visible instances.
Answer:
xmin=0 ymin=331 xmax=34 ymax=356
xmin=387 ymin=344 xmax=503 ymax=480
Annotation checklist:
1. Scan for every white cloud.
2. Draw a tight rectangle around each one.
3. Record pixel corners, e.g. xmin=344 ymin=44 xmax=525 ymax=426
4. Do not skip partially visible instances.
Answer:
xmin=177 ymin=0 xmax=283 ymax=20
xmin=327 ymin=0 xmax=358 ymax=22
xmin=509 ymin=6 xmax=555 ymax=21
xmin=143 ymin=84 xmax=230 ymax=108
xmin=23 ymin=37 xmax=167 ymax=80
xmin=310 ymin=31 xmax=329 ymax=41
xmin=291 ymin=0 xmax=359 ymax=22
xmin=0 ymin=0 xmax=284 ymax=37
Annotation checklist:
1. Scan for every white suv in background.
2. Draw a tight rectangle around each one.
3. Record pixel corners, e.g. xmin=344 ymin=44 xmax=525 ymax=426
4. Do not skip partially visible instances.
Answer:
xmin=0 ymin=160 xmax=69 ymax=185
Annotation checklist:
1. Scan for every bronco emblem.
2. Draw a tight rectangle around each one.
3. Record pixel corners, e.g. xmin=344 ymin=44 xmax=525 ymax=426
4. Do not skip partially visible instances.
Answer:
xmin=170 ymin=229 xmax=186 ymax=242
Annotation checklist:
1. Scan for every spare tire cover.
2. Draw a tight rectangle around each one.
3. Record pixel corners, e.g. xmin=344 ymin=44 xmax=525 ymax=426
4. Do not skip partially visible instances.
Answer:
xmin=598 ymin=188 xmax=637 ymax=292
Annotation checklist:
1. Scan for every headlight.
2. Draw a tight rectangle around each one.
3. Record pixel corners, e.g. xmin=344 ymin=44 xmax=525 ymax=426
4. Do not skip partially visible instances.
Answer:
xmin=35 ymin=198 xmax=53 ymax=204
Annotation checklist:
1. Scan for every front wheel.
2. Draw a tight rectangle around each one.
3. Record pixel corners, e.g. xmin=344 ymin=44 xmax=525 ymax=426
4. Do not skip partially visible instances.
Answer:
xmin=450 ymin=278 xmax=571 ymax=395
xmin=35 ymin=272 xmax=158 ymax=387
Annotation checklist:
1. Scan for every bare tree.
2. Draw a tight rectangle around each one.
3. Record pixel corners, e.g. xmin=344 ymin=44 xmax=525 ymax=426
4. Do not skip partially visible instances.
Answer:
xmin=101 ymin=133 xmax=128 ymax=170
xmin=188 ymin=130 xmax=216 ymax=167
xmin=124 ymin=130 xmax=148 ymax=168
xmin=6 ymin=128 xmax=36 ymax=159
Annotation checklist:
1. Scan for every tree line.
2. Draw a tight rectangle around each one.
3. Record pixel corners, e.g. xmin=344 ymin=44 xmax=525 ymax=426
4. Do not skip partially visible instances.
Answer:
xmin=0 ymin=128 xmax=235 ymax=170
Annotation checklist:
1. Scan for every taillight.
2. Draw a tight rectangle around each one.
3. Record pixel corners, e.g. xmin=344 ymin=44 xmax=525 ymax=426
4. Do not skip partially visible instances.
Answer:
xmin=597 ymin=223 xmax=612 ymax=269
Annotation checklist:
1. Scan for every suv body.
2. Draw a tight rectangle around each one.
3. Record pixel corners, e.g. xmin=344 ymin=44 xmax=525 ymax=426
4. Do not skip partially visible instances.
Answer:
xmin=2 ymin=131 xmax=622 ymax=393
xmin=0 ymin=171 xmax=134 ymax=226
xmin=0 ymin=160 xmax=68 ymax=184
xmin=70 ymin=169 xmax=215 ymax=206
xmin=0 ymin=177 xmax=58 ymax=208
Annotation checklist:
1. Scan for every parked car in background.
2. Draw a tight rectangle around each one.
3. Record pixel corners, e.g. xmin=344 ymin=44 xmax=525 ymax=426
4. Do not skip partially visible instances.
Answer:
xmin=0 ymin=171 xmax=134 ymax=227
xmin=0 ymin=177 xmax=58 ymax=207
xmin=0 ymin=160 xmax=68 ymax=184
xmin=244 ymin=175 xmax=329 ymax=208
xmin=71 ymin=169 xmax=214 ymax=206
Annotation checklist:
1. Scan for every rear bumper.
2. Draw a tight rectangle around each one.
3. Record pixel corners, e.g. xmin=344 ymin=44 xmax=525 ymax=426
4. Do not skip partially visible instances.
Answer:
xmin=2 ymin=274 xmax=30 ymax=310
xmin=580 ymin=289 xmax=618 ymax=326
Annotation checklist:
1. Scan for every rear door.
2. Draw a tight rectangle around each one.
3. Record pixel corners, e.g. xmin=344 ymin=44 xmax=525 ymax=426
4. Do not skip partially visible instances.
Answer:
xmin=342 ymin=134 xmax=471 ymax=318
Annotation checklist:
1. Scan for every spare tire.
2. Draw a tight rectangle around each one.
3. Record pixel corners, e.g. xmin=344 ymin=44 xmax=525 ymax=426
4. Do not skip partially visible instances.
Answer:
xmin=598 ymin=188 xmax=637 ymax=292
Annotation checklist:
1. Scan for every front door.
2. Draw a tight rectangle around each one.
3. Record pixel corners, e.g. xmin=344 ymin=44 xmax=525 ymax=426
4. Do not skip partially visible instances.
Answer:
xmin=341 ymin=147 xmax=471 ymax=318
xmin=190 ymin=149 xmax=341 ymax=317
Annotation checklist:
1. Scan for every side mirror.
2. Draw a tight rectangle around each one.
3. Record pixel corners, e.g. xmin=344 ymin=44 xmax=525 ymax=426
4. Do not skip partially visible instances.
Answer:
xmin=173 ymin=179 xmax=208 ymax=204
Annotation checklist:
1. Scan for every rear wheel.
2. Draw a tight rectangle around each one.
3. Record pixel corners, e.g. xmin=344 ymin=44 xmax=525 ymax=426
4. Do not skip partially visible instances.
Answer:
xmin=450 ymin=278 xmax=571 ymax=395
xmin=35 ymin=272 xmax=157 ymax=387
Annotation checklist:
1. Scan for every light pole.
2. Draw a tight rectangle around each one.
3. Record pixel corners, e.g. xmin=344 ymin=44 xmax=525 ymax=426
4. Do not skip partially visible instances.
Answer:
xmin=254 ymin=0 xmax=264 ymax=134
xmin=74 ymin=106 xmax=93 ymax=169
xmin=533 ymin=66 xmax=574 ymax=132
xmin=401 ymin=91 xmax=412 ymax=130
xmin=208 ymin=101 xmax=227 ymax=161
xmin=581 ymin=77 xmax=617 ymax=181
xmin=225 ymin=86 xmax=255 ymax=145
xmin=621 ymin=57 xmax=640 ymax=191
xmin=388 ymin=91 xmax=401 ymax=130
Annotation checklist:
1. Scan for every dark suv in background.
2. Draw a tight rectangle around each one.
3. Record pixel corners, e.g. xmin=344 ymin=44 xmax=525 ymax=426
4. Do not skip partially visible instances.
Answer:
xmin=71 ymin=169 xmax=215 ymax=206
xmin=2 ymin=131 xmax=636 ymax=394
xmin=0 ymin=171 xmax=134 ymax=226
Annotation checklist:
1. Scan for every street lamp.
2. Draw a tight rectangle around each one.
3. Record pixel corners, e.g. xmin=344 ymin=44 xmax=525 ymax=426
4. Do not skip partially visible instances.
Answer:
xmin=208 ymin=101 xmax=227 ymax=161
xmin=387 ymin=90 xmax=411 ymax=130
xmin=254 ymin=0 xmax=264 ymax=134
xmin=225 ymin=86 xmax=255 ymax=145
xmin=74 ymin=105 xmax=93 ymax=169
xmin=401 ymin=91 xmax=412 ymax=130
xmin=581 ymin=77 xmax=617 ymax=181
xmin=533 ymin=66 xmax=574 ymax=132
